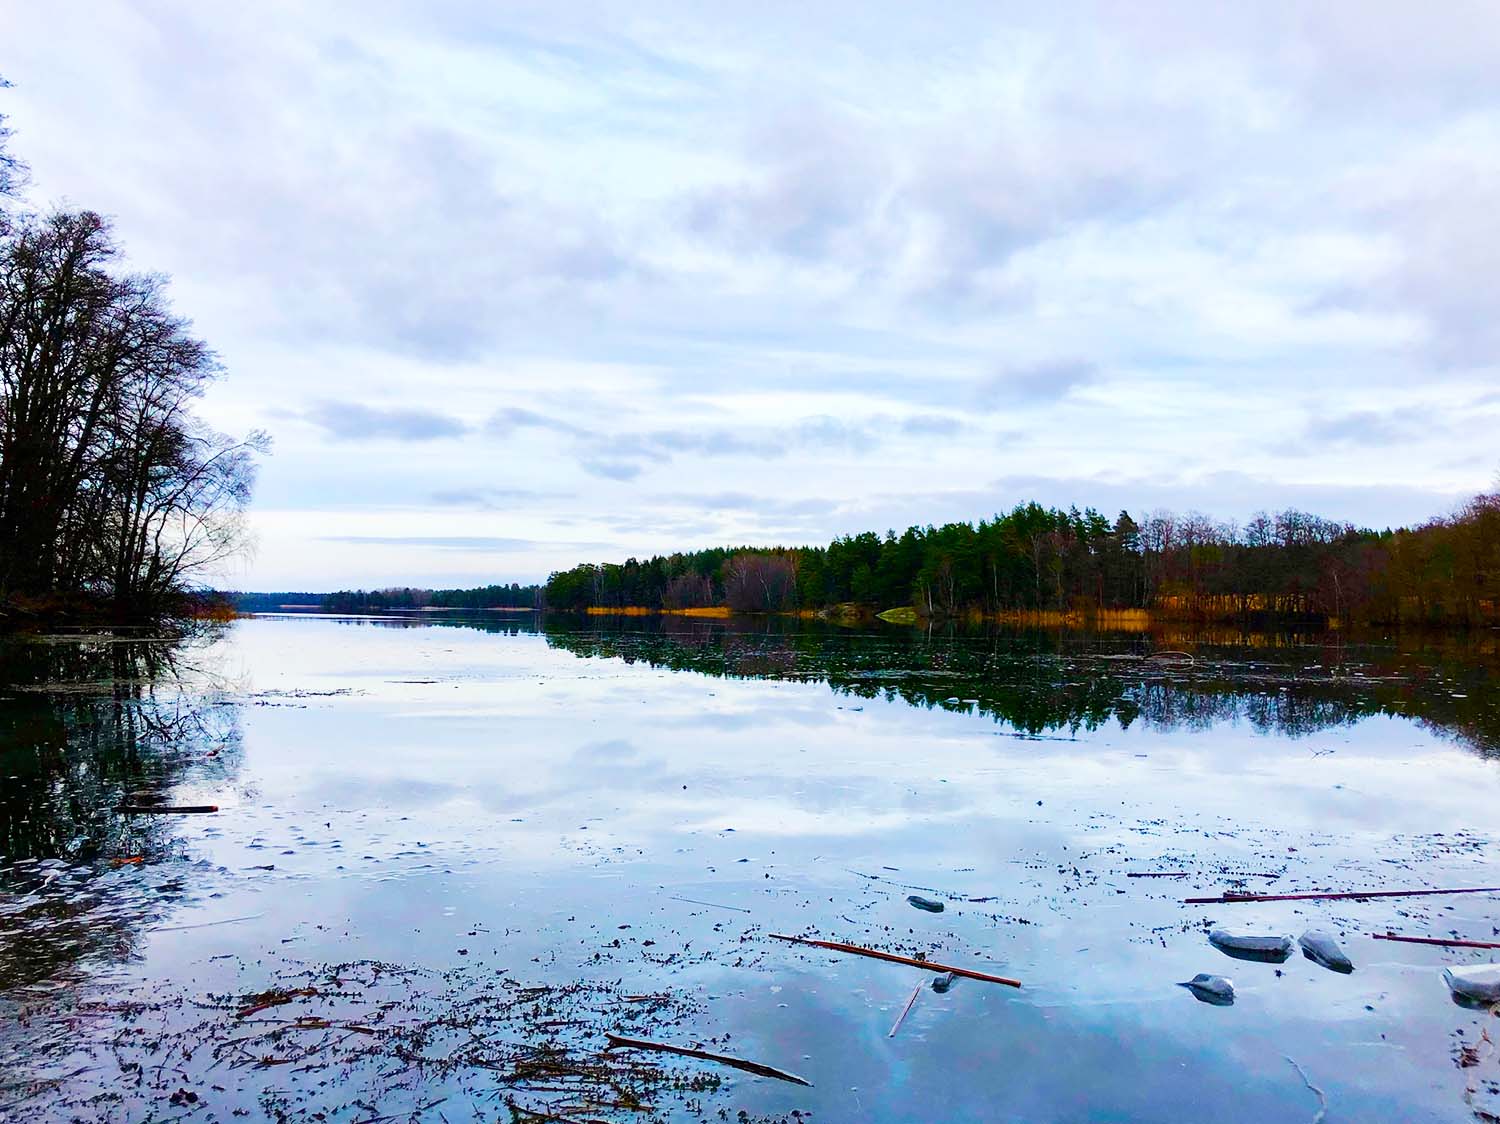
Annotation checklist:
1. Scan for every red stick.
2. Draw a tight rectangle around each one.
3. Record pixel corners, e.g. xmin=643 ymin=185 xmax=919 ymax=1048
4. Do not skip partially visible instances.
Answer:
xmin=1184 ymin=886 xmax=1500 ymax=905
xmin=769 ymin=933 xmax=1022 ymax=988
xmin=1371 ymin=932 xmax=1500 ymax=950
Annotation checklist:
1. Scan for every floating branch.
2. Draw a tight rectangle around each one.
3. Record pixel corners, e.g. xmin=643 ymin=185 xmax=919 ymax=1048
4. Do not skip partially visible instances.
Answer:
xmin=1217 ymin=871 xmax=1285 ymax=880
xmin=149 ymin=913 xmax=263 ymax=934
xmin=768 ymin=933 xmax=1022 ymax=988
xmin=887 ymin=980 xmax=924 ymax=1038
xmin=1372 ymin=932 xmax=1500 ymax=950
xmin=1184 ymin=886 xmax=1500 ymax=905
xmin=667 ymin=895 xmax=752 ymax=914
xmin=236 ymin=986 xmax=318 ymax=1019
xmin=1127 ymin=872 xmax=1190 ymax=878
xmin=1285 ymin=1056 xmax=1328 ymax=1124
xmin=117 ymin=804 xmax=219 ymax=814
xmin=603 ymin=1033 xmax=812 ymax=1087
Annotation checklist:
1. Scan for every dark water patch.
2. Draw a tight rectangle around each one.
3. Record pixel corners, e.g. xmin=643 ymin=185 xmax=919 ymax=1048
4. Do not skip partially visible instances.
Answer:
xmin=4 ymin=957 xmax=809 ymax=1122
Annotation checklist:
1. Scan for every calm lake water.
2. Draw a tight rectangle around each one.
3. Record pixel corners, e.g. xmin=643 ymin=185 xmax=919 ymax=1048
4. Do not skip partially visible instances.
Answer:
xmin=3 ymin=613 xmax=1499 ymax=1122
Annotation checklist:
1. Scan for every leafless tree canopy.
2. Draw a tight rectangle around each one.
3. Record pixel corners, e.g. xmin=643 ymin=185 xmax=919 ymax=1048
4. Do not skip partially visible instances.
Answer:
xmin=0 ymin=75 xmax=25 ymax=207
xmin=722 ymin=552 xmax=798 ymax=612
xmin=0 ymin=209 xmax=264 ymax=617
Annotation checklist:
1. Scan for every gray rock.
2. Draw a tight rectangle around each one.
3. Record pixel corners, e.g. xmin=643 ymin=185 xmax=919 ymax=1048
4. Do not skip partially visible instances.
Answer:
xmin=1443 ymin=964 xmax=1500 ymax=1004
xmin=1178 ymin=973 xmax=1235 ymax=1005
xmin=1209 ymin=929 xmax=1294 ymax=963
xmin=1299 ymin=929 xmax=1354 ymax=973
xmin=906 ymin=894 xmax=945 ymax=913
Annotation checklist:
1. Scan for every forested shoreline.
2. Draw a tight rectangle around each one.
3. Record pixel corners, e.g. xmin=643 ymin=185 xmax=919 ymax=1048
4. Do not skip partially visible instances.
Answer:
xmin=319 ymin=584 xmax=543 ymax=613
xmin=297 ymin=492 xmax=1500 ymax=630
xmin=0 ymin=83 xmax=262 ymax=627
xmin=541 ymin=496 xmax=1500 ymax=628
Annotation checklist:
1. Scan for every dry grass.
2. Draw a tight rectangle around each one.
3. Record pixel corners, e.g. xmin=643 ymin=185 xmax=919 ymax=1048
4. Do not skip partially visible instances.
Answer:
xmin=584 ymin=606 xmax=735 ymax=618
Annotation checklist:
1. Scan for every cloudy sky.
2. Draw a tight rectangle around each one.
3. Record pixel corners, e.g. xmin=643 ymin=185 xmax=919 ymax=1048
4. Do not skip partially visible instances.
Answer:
xmin=4 ymin=1 xmax=1497 ymax=588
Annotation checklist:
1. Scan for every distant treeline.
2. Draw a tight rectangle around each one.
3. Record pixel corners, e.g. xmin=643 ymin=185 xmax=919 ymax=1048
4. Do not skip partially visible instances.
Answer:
xmin=318 ymin=584 xmax=543 ymax=613
xmin=544 ymin=494 xmax=1500 ymax=627
xmin=226 ymin=592 xmax=323 ymax=613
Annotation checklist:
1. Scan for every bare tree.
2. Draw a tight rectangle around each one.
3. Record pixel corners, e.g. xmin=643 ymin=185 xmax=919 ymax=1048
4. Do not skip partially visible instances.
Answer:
xmin=0 ymin=209 xmax=263 ymax=616
xmin=0 ymin=75 xmax=27 ymax=204
xmin=663 ymin=572 xmax=713 ymax=609
xmin=722 ymin=553 xmax=797 ymax=612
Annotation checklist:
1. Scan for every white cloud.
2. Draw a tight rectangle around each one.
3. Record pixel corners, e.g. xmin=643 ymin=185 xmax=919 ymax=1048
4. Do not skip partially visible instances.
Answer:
xmin=3 ymin=0 xmax=1493 ymax=584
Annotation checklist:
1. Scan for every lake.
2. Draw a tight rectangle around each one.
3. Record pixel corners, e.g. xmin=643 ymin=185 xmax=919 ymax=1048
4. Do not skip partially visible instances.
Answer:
xmin=3 ymin=613 xmax=1499 ymax=1122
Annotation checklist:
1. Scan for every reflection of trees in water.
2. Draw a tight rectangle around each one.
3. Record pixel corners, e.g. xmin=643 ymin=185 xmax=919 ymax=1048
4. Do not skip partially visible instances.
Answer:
xmin=270 ymin=608 xmax=1500 ymax=757
xmin=1130 ymin=682 xmax=1368 ymax=739
xmin=0 ymin=626 xmax=243 ymax=989
xmin=325 ymin=608 xmax=1495 ymax=755
xmin=527 ymin=613 xmax=1500 ymax=758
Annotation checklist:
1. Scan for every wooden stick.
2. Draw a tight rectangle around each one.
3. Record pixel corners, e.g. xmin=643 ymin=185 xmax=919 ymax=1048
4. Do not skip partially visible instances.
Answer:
xmin=351 ymin=1098 xmax=447 ymax=1124
xmin=235 ymin=987 xmax=318 ymax=1019
xmin=1371 ymin=932 xmax=1500 ymax=950
xmin=603 ymin=1033 xmax=811 ymax=1087
xmin=668 ymin=895 xmax=752 ymax=914
xmin=1285 ymin=1056 xmax=1327 ymax=1124
xmin=149 ymin=913 xmax=263 ymax=934
xmin=1185 ymin=886 xmax=1500 ymax=905
xmin=1128 ymin=871 xmax=1279 ymax=879
xmin=117 ymin=804 xmax=219 ymax=814
xmin=887 ymin=980 xmax=923 ymax=1038
xmin=768 ymin=933 xmax=1022 ymax=988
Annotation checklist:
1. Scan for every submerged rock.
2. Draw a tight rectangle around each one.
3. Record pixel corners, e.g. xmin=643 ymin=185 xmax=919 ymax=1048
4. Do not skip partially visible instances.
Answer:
xmin=1443 ymin=964 xmax=1500 ymax=1004
xmin=1178 ymin=973 xmax=1235 ymax=1005
xmin=1299 ymin=929 xmax=1354 ymax=973
xmin=906 ymin=894 xmax=945 ymax=913
xmin=1209 ymin=929 xmax=1294 ymax=963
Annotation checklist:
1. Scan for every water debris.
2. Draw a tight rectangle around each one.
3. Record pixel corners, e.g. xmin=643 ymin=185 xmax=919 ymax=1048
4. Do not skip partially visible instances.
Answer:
xmin=351 ymin=1097 xmax=448 ymax=1124
xmin=10 ymin=960 xmax=745 ymax=1122
xmin=116 ymin=804 xmax=220 ymax=814
xmin=906 ymin=894 xmax=945 ymax=913
xmin=1185 ymin=885 xmax=1500 ymax=905
xmin=236 ymin=986 xmax=319 ymax=1018
xmin=1372 ymin=932 xmax=1500 ymax=950
xmin=1285 ymin=1055 xmax=1328 ymax=1124
xmin=768 ymin=933 xmax=1022 ymax=988
xmin=931 ymin=972 xmax=958 ymax=994
xmin=1127 ymin=871 xmax=1190 ymax=878
xmin=1178 ymin=974 xmax=1234 ymax=1006
xmin=1299 ymin=930 xmax=1354 ymax=973
xmin=603 ymin=1033 xmax=812 ymax=1087
xmin=1209 ymin=930 xmax=1294 ymax=963
xmin=667 ymin=895 xmax=752 ymax=914
xmin=1443 ymin=964 xmax=1500 ymax=1004
xmin=887 ymin=980 xmax=924 ymax=1038
xmin=149 ymin=913 xmax=264 ymax=934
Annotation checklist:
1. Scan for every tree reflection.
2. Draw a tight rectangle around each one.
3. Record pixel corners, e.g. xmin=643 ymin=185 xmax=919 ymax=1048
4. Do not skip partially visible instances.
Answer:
xmin=530 ymin=613 xmax=1500 ymax=758
xmin=0 ymin=626 xmax=242 ymax=989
